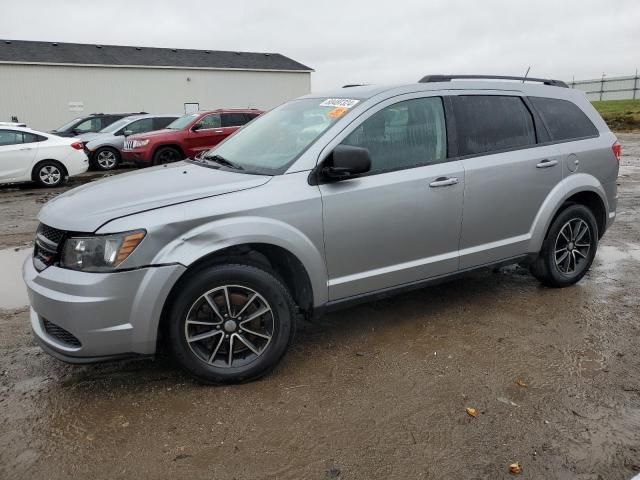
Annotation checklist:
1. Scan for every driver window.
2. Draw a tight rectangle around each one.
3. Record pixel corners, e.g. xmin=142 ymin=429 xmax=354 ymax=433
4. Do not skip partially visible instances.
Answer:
xmin=195 ymin=114 xmax=221 ymax=129
xmin=341 ymin=97 xmax=447 ymax=174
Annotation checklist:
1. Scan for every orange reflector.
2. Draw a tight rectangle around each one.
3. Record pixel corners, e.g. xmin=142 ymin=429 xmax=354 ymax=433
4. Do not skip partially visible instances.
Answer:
xmin=116 ymin=231 xmax=146 ymax=264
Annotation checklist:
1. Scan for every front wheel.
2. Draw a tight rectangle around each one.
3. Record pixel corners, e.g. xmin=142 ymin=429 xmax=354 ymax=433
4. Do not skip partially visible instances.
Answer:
xmin=93 ymin=147 xmax=120 ymax=171
xmin=167 ymin=264 xmax=297 ymax=384
xmin=530 ymin=204 xmax=598 ymax=287
xmin=153 ymin=147 xmax=183 ymax=166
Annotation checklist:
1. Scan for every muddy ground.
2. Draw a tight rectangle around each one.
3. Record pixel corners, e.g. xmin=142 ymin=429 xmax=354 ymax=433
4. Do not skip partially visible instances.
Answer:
xmin=1 ymin=135 xmax=639 ymax=479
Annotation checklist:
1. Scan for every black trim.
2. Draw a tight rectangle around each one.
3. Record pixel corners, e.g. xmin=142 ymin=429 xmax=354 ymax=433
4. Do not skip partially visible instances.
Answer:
xmin=33 ymin=335 xmax=150 ymax=364
xmin=313 ymin=254 xmax=533 ymax=318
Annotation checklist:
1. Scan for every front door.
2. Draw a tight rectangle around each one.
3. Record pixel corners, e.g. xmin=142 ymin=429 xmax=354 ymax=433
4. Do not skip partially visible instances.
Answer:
xmin=319 ymin=95 xmax=464 ymax=301
xmin=184 ymin=113 xmax=225 ymax=157
xmin=0 ymin=129 xmax=38 ymax=182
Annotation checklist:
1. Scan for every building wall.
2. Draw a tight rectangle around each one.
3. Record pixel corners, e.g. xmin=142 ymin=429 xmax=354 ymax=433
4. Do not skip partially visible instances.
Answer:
xmin=0 ymin=63 xmax=311 ymax=130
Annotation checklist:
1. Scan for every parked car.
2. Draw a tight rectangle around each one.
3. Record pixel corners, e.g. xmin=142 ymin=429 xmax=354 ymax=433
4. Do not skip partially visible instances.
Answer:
xmin=0 ymin=126 xmax=87 ymax=187
xmin=122 ymin=109 xmax=262 ymax=166
xmin=24 ymin=75 xmax=619 ymax=384
xmin=78 ymin=114 xmax=180 ymax=170
xmin=51 ymin=112 xmax=147 ymax=138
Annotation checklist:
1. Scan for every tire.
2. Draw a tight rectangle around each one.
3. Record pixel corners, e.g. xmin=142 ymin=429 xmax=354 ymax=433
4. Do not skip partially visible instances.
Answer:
xmin=92 ymin=147 xmax=120 ymax=171
xmin=33 ymin=161 xmax=66 ymax=188
xmin=152 ymin=146 xmax=183 ymax=166
xmin=167 ymin=263 xmax=297 ymax=384
xmin=530 ymin=204 xmax=598 ymax=288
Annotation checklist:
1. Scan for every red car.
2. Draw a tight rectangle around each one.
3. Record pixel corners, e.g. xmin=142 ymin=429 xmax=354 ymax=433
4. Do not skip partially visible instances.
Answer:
xmin=122 ymin=109 xmax=262 ymax=166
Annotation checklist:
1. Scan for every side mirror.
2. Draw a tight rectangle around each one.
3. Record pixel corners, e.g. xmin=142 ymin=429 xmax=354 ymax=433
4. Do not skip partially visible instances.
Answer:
xmin=191 ymin=124 xmax=202 ymax=132
xmin=123 ymin=129 xmax=133 ymax=136
xmin=322 ymin=145 xmax=371 ymax=181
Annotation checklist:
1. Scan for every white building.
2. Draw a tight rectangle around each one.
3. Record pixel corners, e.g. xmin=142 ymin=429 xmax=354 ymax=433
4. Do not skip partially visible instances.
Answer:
xmin=0 ymin=39 xmax=313 ymax=130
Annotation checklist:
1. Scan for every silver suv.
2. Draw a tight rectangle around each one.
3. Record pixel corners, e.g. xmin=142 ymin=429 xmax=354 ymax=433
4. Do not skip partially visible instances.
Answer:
xmin=23 ymin=75 xmax=620 ymax=384
xmin=77 ymin=113 xmax=179 ymax=171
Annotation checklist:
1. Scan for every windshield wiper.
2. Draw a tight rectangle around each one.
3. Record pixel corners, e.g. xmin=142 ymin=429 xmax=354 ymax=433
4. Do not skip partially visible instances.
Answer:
xmin=202 ymin=154 xmax=244 ymax=170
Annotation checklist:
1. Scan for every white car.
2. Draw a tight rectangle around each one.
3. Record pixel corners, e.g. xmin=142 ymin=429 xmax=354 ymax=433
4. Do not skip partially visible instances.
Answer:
xmin=0 ymin=126 xmax=88 ymax=187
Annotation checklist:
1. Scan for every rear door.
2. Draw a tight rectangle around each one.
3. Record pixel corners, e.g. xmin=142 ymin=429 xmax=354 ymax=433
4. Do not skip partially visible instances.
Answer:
xmin=221 ymin=112 xmax=250 ymax=139
xmin=0 ymin=130 xmax=38 ymax=182
xmin=451 ymin=93 xmax=563 ymax=268
xmin=319 ymin=94 xmax=464 ymax=300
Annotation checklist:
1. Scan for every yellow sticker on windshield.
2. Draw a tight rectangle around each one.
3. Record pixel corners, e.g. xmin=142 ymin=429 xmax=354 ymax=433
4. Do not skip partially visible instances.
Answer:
xmin=327 ymin=107 xmax=348 ymax=118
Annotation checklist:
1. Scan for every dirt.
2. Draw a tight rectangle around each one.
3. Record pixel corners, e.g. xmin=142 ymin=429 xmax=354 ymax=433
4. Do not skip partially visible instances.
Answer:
xmin=1 ymin=136 xmax=640 ymax=480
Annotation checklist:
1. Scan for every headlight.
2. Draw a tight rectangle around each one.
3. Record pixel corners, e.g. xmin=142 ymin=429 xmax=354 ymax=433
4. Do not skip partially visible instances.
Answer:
xmin=132 ymin=139 xmax=149 ymax=148
xmin=60 ymin=230 xmax=146 ymax=272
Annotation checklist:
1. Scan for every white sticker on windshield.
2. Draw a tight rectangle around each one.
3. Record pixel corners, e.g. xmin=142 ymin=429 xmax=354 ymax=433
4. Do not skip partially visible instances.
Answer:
xmin=320 ymin=98 xmax=360 ymax=109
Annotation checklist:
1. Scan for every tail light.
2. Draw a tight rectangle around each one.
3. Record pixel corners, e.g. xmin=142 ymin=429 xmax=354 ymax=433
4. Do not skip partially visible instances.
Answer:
xmin=612 ymin=141 xmax=621 ymax=162
xmin=70 ymin=141 xmax=83 ymax=150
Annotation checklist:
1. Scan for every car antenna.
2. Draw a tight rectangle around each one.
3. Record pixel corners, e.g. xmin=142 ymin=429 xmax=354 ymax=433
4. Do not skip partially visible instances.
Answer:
xmin=522 ymin=66 xmax=531 ymax=83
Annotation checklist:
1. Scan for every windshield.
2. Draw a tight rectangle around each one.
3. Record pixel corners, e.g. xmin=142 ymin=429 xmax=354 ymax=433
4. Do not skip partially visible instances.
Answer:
xmin=199 ymin=98 xmax=359 ymax=175
xmin=53 ymin=117 xmax=83 ymax=132
xmin=99 ymin=117 xmax=133 ymax=133
xmin=167 ymin=113 xmax=199 ymax=129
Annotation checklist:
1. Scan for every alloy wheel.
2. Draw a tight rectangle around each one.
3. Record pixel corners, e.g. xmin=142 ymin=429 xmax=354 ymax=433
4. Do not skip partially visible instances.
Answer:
xmin=96 ymin=150 xmax=117 ymax=169
xmin=184 ymin=285 xmax=274 ymax=368
xmin=39 ymin=165 xmax=62 ymax=185
xmin=554 ymin=218 xmax=591 ymax=275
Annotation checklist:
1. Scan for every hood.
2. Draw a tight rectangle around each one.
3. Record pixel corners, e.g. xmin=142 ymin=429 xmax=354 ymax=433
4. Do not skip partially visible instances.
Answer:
xmin=128 ymin=128 xmax=180 ymax=141
xmin=75 ymin=132 xmax=104 ymax=142
xmin=39 ymin=161 xmax=271 ymax=232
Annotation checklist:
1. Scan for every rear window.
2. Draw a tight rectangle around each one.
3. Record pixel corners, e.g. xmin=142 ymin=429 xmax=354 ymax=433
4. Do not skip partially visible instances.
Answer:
xmin=529 ymin=97 xmax=599 ymax=142
xmin=451 ymin=95 xmax=536 ymax=157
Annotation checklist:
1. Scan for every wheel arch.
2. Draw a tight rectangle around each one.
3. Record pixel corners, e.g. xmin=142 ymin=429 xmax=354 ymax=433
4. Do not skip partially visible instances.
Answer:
xmin=156 ymin=241 xmax=318 ymax=352
xmin=152 ymin=143 xmax=186 ymax=160
xmin=530 ymin=174 xmax=609 ymax=252
xmin=31 ymin=159 xmax=68 ymax=181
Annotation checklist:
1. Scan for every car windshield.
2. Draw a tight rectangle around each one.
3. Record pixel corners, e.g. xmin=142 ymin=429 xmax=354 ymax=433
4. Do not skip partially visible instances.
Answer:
xmin=53 ymin=117 xmax=83 ymax=132
xmin=167 ymin=113 xmax=199 ymax=129
xmin=198 ymin=98 xmax=359 ymax=175
xmin=99 ymin=117 xmax=133 ymax=133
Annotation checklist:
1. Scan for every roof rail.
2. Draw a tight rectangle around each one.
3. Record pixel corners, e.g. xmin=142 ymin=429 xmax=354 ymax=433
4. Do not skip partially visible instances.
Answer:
xmin=418 ymin=74 xmax=568 ymax=88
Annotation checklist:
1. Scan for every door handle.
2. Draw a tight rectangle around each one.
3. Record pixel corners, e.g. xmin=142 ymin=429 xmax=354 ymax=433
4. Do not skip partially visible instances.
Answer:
xmin=536 ymin=159 xmax=558 ymax=168
xmin=429 ymin=177 xmax=459 ymax=187
xmin=19 ymin=147 xmax=33 ymax=151
xmin=213 ymin=130 xmax=224 ymax=134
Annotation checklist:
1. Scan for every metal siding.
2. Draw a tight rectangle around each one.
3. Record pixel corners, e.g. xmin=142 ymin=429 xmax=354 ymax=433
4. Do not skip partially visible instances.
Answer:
xmin=0 ymin=64 xmax=311 ymax=130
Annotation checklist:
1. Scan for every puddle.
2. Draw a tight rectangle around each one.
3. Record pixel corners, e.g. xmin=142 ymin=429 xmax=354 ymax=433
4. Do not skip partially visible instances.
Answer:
xmin=595 ymin=244 xmax=640 ymax=271
xmin=0 ymin=247 xmax=31 ymax=309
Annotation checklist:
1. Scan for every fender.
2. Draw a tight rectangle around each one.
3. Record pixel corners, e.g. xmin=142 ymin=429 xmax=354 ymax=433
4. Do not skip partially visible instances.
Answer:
xmin=151 ymin=215 xmax=329 ymax=306
xmin=528 ymin=173 xmax=608 ymax=253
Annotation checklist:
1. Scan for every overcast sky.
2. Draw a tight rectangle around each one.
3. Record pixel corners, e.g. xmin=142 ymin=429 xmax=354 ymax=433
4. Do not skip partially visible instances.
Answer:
xmin=1 ymin=0 xmax=638 ymax=91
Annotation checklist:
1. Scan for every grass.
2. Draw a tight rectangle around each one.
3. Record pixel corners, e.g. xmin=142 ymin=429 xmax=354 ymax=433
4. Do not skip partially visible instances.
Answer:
xmin=591 ymin=99 xmax=640 ymax=131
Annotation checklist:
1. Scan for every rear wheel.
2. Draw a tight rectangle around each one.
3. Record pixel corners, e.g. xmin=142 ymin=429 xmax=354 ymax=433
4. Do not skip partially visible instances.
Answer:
xmin=93 ymin=147 xmax=120 ymax=171
xmin=167 ymin=264 xmax=297 ymax=384
xmin=34 ymin=161 xmax=65 ymax=188
xmin=153 ymin=146 xmax=183 ymax=166
xmin=530 ymin=204 xmax=598 ymax=287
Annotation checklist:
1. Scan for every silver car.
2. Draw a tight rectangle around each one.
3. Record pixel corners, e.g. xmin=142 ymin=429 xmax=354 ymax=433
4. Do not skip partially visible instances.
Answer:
xmin=23 ymin=75 xmax=620 ymax=384
xmin=78 ymin=114 xmax=179 ymax=171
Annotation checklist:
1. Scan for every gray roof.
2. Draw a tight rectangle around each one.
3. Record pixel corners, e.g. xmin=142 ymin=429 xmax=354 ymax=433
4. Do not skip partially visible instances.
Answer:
xmin=0 ymin=39 xmax=313 ymax=72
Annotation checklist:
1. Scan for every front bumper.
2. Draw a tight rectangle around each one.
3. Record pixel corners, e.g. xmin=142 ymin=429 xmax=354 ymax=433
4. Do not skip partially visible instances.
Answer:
xmin=23 ymin=255 xmax=186 ymax=362
xmin=122 ymin=149 xmax=152 ymax=165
